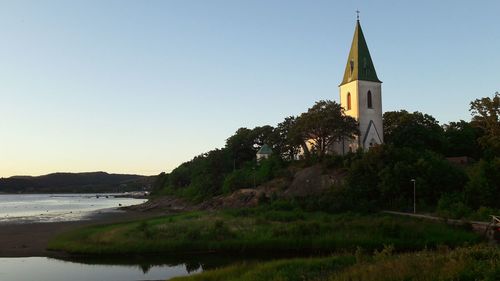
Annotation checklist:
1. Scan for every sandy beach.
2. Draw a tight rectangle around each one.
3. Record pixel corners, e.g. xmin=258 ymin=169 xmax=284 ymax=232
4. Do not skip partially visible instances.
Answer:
xmin=0 ymin=209 xmax=164 ymax=258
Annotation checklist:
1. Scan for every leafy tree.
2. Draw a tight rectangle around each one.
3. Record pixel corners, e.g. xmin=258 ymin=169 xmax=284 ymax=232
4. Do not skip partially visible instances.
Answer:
xmin=443 ymin=120 xmax=482 ymax=158
xmin=383 ymin=110 xmax=445 ymax=153
xmin=151 ymin=172 xmax=169 ymax=194
xmin=464 ymin=157 xmax=500 ymax=208
xmin=295 ymin=100 xmax=358 ymax=158
xmin=252 ymin=125 xmax=277 ymax=147
xmin=225 ymin=128 xmax=256 ymax=169
xmin=168 ymin=163 xmax=192 ymax=189
xmin=469 ymin=92 xmax=500 ymax=156
xmin=164 ymin=148 xmax=232 ymax=199
xmin=344 ymin=146 xmax=385 ymax=211
xmin=344 ymin=145 xmax=468 ymax=211
xmin=225 ymin=126 xmax=278 ymax=169
xmin=274 ymin=116 xmax=302 ymax=160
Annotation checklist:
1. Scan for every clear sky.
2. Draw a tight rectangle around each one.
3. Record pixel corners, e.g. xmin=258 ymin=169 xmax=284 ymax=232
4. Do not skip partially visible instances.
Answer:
xmin=0 ymin=0 xmax=499 ymax=177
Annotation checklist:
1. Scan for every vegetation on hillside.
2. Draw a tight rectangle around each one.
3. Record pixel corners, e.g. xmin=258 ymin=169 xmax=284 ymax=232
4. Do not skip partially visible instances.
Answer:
xmin=152 ymin=93 xmax=500 ymax=219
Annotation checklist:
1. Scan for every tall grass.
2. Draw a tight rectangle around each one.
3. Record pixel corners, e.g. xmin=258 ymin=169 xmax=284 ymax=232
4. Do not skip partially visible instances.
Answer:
xmin=48 ymin=208 xmax=481 ymax=255
xmin=170 ymin=246 xmax=499 ymax=281
xmin=330 ymin=245 xmax=500 ymax=281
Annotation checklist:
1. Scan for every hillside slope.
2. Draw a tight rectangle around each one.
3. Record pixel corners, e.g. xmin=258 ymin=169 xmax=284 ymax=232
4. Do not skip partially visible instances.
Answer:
xmin=0 ymin=172 xmax=154 ymax=193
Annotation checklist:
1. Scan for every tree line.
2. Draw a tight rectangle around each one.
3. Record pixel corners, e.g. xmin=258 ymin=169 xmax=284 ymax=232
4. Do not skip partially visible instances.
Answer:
xmin=154 ymin=92 xmax=500 ymax=218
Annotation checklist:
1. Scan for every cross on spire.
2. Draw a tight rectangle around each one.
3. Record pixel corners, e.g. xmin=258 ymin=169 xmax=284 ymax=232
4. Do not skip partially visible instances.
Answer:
xmin=356 ymin=10 xmax=360 ymax=21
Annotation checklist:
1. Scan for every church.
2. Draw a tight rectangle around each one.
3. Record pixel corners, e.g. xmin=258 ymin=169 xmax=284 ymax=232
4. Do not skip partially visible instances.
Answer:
xmin=333 ymin=18 xmax=384 ymax=155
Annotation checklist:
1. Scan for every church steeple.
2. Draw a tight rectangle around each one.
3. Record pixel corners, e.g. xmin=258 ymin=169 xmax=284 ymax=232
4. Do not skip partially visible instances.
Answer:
xmin=337 ymin=18 xmax=384 ymax=154
xmin=340 ymin=20 xmax=381 ymax=86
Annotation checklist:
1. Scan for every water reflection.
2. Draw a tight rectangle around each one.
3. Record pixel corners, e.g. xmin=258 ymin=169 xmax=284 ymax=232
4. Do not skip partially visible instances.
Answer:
xmin=0 ymin=257 xmax=193 ymax=281
xmin=57 ymin=252 xmax=253 ymax=273
xmin=0 ymin=252 xmax=313 ymax=281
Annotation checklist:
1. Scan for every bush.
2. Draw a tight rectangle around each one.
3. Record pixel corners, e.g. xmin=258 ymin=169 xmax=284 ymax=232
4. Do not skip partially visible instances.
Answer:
xmin=437 ymin=193 xmax=472 ymax=219
xmin=468 ymin=206 xmax=500 ymax=221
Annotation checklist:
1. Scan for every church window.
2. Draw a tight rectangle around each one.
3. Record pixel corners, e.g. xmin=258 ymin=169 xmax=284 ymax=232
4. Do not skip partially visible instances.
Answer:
xmin=349 ymin=59 xmax=354 ymax=76
xmin=367 ymin=91 xmax=373 ymax=109
xmin=347 ymin=92 xmax=351 ymax=110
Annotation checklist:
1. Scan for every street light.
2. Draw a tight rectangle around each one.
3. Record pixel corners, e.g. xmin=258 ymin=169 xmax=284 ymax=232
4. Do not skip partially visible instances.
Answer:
xmin=410 ymin=179 xmax=416 ymax=214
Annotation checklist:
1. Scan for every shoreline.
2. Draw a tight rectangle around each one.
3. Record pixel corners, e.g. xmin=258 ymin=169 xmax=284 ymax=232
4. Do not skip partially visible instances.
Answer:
xmin=0 ymin=207 xmax=165 ymax=258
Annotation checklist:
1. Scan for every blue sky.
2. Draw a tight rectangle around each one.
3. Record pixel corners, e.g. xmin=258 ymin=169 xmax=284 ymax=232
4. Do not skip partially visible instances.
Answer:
xmin=0 ymin=0 xmax=498 ymax=177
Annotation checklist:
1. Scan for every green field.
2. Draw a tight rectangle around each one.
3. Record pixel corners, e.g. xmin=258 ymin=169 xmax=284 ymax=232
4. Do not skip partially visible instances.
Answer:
xmin=48 ymin=205 xmax=481 ymax=255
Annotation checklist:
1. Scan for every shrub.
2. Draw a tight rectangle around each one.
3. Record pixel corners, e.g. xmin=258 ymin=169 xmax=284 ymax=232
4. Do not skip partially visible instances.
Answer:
xmin=437 ymin=193 xmax=472 ymax=219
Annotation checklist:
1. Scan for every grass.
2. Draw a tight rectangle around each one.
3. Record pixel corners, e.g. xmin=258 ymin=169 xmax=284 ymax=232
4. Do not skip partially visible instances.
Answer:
xmin=48 ymin=205 xmax=482 ymax=255
xmin=170 ymin=255 xmax=356 ymax=281
xmin=170 ymin=245 xmax=500 ymax=281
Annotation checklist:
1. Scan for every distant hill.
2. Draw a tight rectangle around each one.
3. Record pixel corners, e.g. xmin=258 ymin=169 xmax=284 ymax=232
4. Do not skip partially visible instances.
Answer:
xmin=0 ymin=172 xmax=155 ymax=193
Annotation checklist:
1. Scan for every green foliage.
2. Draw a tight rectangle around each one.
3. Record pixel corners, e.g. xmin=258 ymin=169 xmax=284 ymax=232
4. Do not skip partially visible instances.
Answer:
xmin=274 ymin=116 xmax=302 ymax=160
xmin=151 ymin=172 xmax=168 ymax=195
xmin=170 ymin=256 xmax=356 ymax=281
xmin=222 ymin=168 xmax=253 ymax=193
xmin=437 ymin=193 xmax=472 ymax=219
xmin=163 ymin=148 xmax=233 ymax=200
xmin=48 ymin=210 xmax=481 ymax=255
xmin=468 ymin=206 xmax=500 ymax=221
xmin=222 ymin=156 xmax=285 ymax=194
xmin=330 ymin=246 xmax=500 ymax=281
xmin=344 ymin=145 xmax=468 ymax=211
xmin=170 ymin=246 xmax=499 ymax=281
xmin=443 ymin=120 xmax=483 ymax=158
xmin=383 ymin=110 xmax=445 ymax=153
xmin=470 ymin=92 xmax=500 ymax=156
xmin=464 ymin=158 xmax=500 ymax=209
xmin=156 ymin=94 xmax=500 ymax=216
xmin=294 ymin=100 xmax=358 ymax=158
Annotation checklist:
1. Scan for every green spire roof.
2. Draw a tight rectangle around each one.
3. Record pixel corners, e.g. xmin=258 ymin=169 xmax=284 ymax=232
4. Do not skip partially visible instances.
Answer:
xmin=340 ymin=20 xmax=381 ymax=86
xmin=256 ymin=144 xmax=273 ymax=155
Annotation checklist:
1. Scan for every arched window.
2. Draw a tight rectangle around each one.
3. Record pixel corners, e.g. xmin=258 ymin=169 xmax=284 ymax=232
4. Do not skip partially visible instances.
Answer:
xmin=367 ymin=90 xmax=373 ymax=109
xmin=347 ymin=92 xmax=351 ymax=110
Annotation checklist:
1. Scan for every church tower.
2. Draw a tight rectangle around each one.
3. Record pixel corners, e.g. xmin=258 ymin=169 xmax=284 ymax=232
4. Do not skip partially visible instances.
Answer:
xmin=339 ymin=19 xmax=383 ymax=152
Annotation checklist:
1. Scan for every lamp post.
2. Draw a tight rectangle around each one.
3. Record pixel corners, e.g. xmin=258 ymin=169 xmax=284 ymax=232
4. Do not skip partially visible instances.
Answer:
xmin=253 ymin=166 xmax=256 ymax=189
xmin=410 ymin=179 xmax=416 ymax=214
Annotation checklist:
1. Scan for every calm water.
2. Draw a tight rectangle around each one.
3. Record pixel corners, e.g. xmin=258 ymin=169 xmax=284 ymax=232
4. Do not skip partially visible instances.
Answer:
xmin=0 ymin=194 xmax=146 ymax=223
xmin=0 ymin=257 xmax=197 ymax=281
xmin=0 ymin=194 xmax=200 ymax=280
xmin=0 ymin=194 xmax=264 ymax=280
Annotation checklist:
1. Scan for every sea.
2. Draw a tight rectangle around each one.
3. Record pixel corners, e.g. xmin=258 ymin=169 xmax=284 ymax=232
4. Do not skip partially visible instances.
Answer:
xmin=0 ymin=193 xmax=201 ymax=281
xmin=0 ymin=193 xmax=146 ymax=223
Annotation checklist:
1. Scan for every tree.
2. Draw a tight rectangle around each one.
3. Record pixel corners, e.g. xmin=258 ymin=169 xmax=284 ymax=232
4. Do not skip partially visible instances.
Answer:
xmin=294 ymin=100 xmax=358 ymax=158
xmin=274 ymin=116 xmax=302 ymax=160
xmin=443 ymin=120 xmax=482 ymax=158
xmin=469 ymin=92 xmax=500 ymax=156
xmin=225 ymin=128 xmax=257 ymax=169
xmin=383 ymin=110 xmax=445 ymax=153
xmin=225 ymin=126 xmax=278 ymax=168
xmin=252 ymin=125 xmax=278 ymax=147
xmin=464 ymin=157 xmax=500 ymax=209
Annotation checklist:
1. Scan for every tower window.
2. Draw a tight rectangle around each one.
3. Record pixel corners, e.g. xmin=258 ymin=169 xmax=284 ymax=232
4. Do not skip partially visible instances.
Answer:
xmin=347 ymin=92 xmax=351 ymax=110
xmin=349 ymin=59 xmax=354 ymax=76
xmin=367 ymin=90 xmax=373 ymax=109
